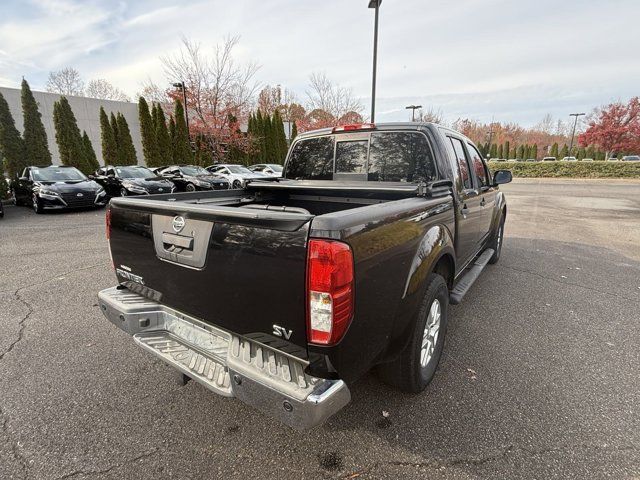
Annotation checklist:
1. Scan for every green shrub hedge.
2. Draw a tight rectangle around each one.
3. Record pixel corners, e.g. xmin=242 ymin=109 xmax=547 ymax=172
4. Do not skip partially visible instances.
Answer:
xmin=488 ymin=161 xmax=640 ymax=178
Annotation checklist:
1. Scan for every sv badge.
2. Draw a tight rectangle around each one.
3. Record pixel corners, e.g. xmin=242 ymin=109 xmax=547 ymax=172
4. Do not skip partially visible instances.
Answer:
xmin=272 ymin=324 xmax=293 ymax=340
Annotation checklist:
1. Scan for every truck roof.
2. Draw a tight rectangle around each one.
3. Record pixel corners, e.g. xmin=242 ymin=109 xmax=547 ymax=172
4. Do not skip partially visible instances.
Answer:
xmin=295 ymin=122 xmax=441 ymax=139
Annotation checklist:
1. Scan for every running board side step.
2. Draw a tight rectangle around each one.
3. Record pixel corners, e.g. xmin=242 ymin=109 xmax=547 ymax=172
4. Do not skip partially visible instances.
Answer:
xmin=449 ymin=249 xmax=494 ymax=305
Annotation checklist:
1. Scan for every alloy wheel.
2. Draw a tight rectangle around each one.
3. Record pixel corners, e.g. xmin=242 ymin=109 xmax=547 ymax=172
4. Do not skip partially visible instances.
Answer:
xmin=420 ymin=299 xmax=441 ymax=367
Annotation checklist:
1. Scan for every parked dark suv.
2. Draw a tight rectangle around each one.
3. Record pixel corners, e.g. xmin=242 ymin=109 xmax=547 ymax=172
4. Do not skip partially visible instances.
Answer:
xmin=92 ymin=165 xmax=176 ymax=197
xmin=13 ymin=165 xmax=107 ymax=213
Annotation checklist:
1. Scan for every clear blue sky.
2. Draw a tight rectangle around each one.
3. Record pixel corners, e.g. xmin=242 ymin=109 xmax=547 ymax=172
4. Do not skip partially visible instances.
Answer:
xmin=1 ymin=0 xmax=638 ymax=127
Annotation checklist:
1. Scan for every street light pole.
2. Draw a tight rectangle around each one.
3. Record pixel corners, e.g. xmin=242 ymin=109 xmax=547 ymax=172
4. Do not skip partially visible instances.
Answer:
xmin=368 ymin=0 xmax=382 ymax=123
xmin=172 ymin=82 xmax=190 ymax=136
xmin=405 ymin=105 xmax=422 ymax=122
xmin=568 ymin=113 xmax=585 ymax=158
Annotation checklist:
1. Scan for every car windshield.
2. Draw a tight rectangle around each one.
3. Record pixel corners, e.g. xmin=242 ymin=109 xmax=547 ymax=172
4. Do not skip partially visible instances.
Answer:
xmin=226 ymin=165 xmax=252 ymax=174
xmin=266 ymin=164 xmax=283 ymax=172
xmin=116 ymin=167 xmax=155 ymax=179
xmin=180 ymin=166 xmax=209 ymax=176
xmin=32 ymin=167 xmax=86 ymax=182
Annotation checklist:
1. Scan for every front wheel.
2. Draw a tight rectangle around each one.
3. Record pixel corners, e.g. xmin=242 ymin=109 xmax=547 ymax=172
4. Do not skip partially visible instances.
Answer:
xmin=32 ymin=193 xmax=43 ymax=214
xmin=489 ymin=214 xmax=505 ymax=264
xmin=185 ymin=183 xmax=196 ymax=192
xmin=232 ymin=180 xmax=242 ymax=189
xmin=377 ymin=273 xmax=449 ymax=393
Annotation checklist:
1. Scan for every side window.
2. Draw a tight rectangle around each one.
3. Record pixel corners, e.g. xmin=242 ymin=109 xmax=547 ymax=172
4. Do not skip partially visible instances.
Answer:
xmin=22 ymin=168 xmax=30 ymax=179
xmin=448 ymin=137 xmax=472 ymax=190
xmin=467 ymin=143 xmax=489 ymax=187
xmin=107 ymin=168 xmax=116 ymax=176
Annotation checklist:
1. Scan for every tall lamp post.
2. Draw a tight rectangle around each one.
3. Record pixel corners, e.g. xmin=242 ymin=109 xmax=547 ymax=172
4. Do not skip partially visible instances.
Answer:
xmin=568 ymin=112 xmax=585 ymax=158
xmin=405 ymin=105 xmax=422 ymax=122
xmin=172 ymin=82 xmax=190 ymax=135
xmin=368 ymin=0 xmax=382 ymax=122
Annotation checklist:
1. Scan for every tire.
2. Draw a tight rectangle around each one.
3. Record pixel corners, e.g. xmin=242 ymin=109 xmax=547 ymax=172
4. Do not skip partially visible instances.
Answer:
xmin=120 ymin=188 xmax=128 ymax=197
xmin=32 ymin=193 xmax=43 ymax=214
xmin=489 ymin=214 xmax=505 ymax=264
xmin=377 ymin=273 xmax=449 ymax=393
xmin=232 ymin=180 xmax=242 ymax=189
xmin=13 ymin=192 xmax=22 ymax=206
xmin=185 ymin=183 xmax=196 ymax=192
xmin=0 ymin=202 xmax=4 ymax=218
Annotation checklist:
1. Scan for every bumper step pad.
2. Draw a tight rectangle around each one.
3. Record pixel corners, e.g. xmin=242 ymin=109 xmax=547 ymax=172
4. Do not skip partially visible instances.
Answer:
xmin=135 ymin=331 xmax=232 ymax=396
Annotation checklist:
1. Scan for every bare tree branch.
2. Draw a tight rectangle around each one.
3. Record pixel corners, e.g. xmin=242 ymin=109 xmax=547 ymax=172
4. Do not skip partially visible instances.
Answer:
xmin=86 ymin=79 xmax=130 ymax=102
xmin=306 ymin=72 xmax=363 ymax=123
xmin=46 ymin=67 xmax=84 ymax=96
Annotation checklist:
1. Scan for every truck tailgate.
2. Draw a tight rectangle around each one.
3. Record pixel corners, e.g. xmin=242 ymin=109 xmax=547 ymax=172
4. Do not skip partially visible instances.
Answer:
xmin=108 ymin=197 xmax=313 ymax=357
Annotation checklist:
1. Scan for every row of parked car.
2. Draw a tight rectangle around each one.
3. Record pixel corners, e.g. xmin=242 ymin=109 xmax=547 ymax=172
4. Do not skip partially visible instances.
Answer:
xmin=492 ymin=155 xmax=640 ymax=162
xmin=5 ymin=162 xmax=284 ymax=214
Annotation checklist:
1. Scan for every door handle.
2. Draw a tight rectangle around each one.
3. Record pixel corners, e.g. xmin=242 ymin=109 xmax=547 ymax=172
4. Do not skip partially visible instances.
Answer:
xmin=480 ymin=197 xmax=486 ymax=207
xmin=461 ymin=204 xmax=469 ymax=218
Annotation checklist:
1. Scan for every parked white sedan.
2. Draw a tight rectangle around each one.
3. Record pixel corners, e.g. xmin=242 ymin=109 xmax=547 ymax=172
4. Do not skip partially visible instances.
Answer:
xmin=205 ymin=164 xmax=268 ymax=189
xmin=248 ymin=164 xmax=283 ymax=177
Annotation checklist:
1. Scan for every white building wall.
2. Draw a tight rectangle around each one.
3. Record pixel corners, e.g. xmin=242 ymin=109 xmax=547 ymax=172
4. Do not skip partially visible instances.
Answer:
xmin=0 ymin=86 xmax=143 ymax=166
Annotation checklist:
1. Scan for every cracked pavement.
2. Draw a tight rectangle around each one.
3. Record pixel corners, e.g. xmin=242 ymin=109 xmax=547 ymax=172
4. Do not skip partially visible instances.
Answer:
xmin=0 ymin=179 xmax=639 ymax=479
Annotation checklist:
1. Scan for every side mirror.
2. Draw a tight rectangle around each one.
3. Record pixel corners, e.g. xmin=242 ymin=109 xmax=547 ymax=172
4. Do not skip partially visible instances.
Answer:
xmin=493 ymin=170 xmax=512 ymax=185
xmin=107 ymin=174 xmax=115 ymax=178
xmin=88 ymin=174 xmax=95 ymax=179
xmin=18 ymin=176 xmax=28 ymax=182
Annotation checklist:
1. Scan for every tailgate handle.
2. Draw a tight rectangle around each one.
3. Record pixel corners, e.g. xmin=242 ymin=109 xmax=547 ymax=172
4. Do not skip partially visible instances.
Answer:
xmin=162 ymin=232 xmax=194 ymax=250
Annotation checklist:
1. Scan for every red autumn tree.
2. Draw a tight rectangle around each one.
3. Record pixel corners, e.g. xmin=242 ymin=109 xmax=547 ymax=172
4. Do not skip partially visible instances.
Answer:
xmin=578 ymin=97 xmax=640 ymax=159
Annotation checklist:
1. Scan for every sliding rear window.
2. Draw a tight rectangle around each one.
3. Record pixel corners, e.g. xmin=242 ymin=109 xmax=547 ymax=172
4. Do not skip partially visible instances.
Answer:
xmin=285 ymin=131 xmax=437 ymax=182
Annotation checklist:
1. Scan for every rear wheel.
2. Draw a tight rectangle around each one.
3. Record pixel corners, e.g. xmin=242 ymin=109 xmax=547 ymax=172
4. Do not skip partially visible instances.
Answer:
xmin=32 ymin=193 xmax=43 ymax=214
xmin=120 ymin=188 xmax=128 ymax=197
xmin=185 ymin=183 xmax=196 ymax=192
xmin=377 ymin=273 xmax=449 ymax=393
xmin=489 ymin=214 xmax=505 ymax=264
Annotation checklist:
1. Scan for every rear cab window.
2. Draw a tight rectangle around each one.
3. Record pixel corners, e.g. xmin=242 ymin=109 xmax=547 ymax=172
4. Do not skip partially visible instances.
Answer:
xmin=285 ymin=130 xmax=437 ymax=183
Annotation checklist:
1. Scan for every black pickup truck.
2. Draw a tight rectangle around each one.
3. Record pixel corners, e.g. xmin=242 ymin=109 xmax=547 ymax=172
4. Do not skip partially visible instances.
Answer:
xmin=98 ymin=122 xmax=512 ymax=430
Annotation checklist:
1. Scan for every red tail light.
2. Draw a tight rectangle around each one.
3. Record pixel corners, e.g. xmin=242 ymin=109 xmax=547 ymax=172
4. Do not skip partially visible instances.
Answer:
xmin=105 ymin=207 xmax=112 ymax=240
xmin=306 ymin=239 xmax=354 ymax=345
xmin=332 ymin=123 xmax=375 ymax=133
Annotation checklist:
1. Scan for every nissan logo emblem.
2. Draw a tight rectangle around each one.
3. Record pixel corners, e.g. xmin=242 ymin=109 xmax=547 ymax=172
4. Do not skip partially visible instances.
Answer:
xmin=76 ymin=193 xmax=84 ymax=197
xmin=172 ymin=216 xmax=185 ymax=233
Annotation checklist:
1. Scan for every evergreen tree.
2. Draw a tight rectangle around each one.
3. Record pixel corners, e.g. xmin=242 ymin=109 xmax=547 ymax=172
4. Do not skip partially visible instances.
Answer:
xmin=110 ymin=112 xmax=119 ymax=150
xmin=586 ymin=145 xmax=596 ymax=159
xmin=53 ymin=96 xmax=92 ymax=173
xmin=497 ymin=144 xmax=503 ymax=159
xmin=532 ymin=144 xmax=538 ymax=160
xmin=138 ymin=97 xmax=160 ymax=167
xmin=504 ymin=141 xmax=510 ymax=159
xmin=517 ymin=145 xmax=525 ymax=159
xmin=509 ymin=146 xmax=516 ymax=158
xmin=99 ymin=107 xmax=117 ymax=166
xmin=168 ymin=115 xmax=176 ymax=160
xmin=524 ymin=144 xmax=531 ymax=159
xmin=255 ymin=110 xmax=266 ymax=162
xmin=577 ymin=146 xmax=586 ymax=161
xmin=21 ymin=79 xmax=51 ymax=166
xmin=173 ymin=99 xmax=192 ymax=164
xmin=559 ymin=144 xmax=569 ymax=158
xmin=0 ymin=91 xmax=26 ymax=177
xmin=489 ymin=143 xmax=497 ymax=158
xmin=291 ymin=122 xmax=297 ymax=143
xmin=595 ymin=150 xmax=605 ymax=160
xmin=154 ymin=105 xmax=172 ymax=165
xmin=82 ymin=131 xmax=98 ymax=169
xmin=116 ymin=113 xmax=137 ymax=165
xmin=273 ymin=109 xmax=288 ymax=162
xmin=550 ymin=143 xmax=559 ymax=158
xmin=0 ymin=156 xmax=7 ymax=199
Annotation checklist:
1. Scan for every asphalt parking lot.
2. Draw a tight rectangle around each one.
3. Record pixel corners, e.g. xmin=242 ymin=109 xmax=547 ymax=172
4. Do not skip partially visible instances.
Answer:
xmin=1 ymin=179 xmax=639 ymax=479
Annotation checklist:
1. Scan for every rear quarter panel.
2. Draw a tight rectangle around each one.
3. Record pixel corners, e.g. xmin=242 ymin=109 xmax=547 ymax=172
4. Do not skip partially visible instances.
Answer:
xmin=308 ymin=196 xmax=455 ymax=382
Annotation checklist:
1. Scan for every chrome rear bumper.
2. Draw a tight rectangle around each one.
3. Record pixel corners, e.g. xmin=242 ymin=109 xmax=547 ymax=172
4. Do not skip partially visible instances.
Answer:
xmin=97 ymin=286 xmax=350 ymax=430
